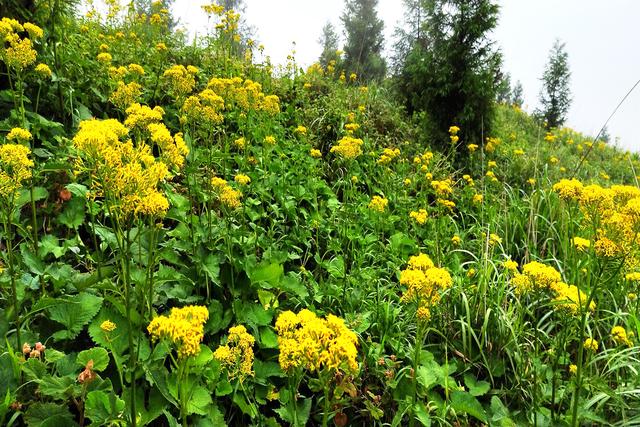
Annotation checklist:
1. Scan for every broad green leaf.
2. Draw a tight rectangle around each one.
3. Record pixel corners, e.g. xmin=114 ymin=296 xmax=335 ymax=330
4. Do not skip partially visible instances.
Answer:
xmin=187 ymin=386 xmax=213 ymax=415
xmin=248 ymin=262 xmax=283 ymax=287
xmin=77 ymin=347 xmax=110 ymax=372
xmin=464 ymin=373 xmax=491 ymax=396
xmin=85 ymin=390 xmax=125 ymax=425
xmin=57 ymin=196 xmax=86 ymax=229
xmin=24 ymin=403 xmax=74 ymax=427
xmin=450 ymin=390 xmax=487 ymax=423
xmin=48 ymin=292 xmax=103 ymax=340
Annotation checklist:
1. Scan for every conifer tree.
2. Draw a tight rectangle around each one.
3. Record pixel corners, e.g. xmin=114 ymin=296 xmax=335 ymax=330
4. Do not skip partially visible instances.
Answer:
xmin=341 ymin=0 xmax=386 ymax=81
xmin=538 ymin=39 xmax=572 ymax=128
xmin=396 ymin=0 xmax=501 ymax=153
xmin=318 ymin=22 xmax=340 ymax=69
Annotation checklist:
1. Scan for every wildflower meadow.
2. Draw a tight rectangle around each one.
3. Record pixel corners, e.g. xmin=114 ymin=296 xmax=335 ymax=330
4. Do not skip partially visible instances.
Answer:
xmin=0 ymin=1 xmax=639 ymax=426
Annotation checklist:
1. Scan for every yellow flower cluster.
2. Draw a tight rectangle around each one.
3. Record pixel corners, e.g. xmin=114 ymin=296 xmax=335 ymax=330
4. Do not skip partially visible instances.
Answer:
xmin=211 ymin=176 xmax=242 ymax=209
xmin=399 ymin=253 xmax=452 ymax=321
xmin=368 ymin=195 xmax=388 ymax=213
xmin=0 ymin=144 xmax=34 ymax=196
xmin=584 ymin=338 xmax=598 ymax=352
xmin=0 ymin=18 xmax=40 ymax=71
xmin=410 ymin=209 xmax=428 ymax=225
xmin=100 ymin=320 xmax=117 ymax=333
xmin=611 ymin=326 xmax=633 ymax=347
xmin=6 ymin=127 xmax=32 ymax=143
xmin=207 ymin=77 xmax=280 ymax=115
xmin=109 ymin=81 xmax=142 ymax=110
xmin=213 ymin=325 xmax=255 ymax=381
xmin=275 ymin=309 xmax=359 ymax=374
xmin=554 ymin=180 xmax=640 ymax=267
xmin=34 ymin=63 xmax=52 ymax=78
xmin=431 ymin=179 xmax=453 ymax=196
xmin=510 ymin=261 xmax=595 ymax=314
xmin=449 ymin=125 xmax=460 ymax=144
xmin=124 ymin=103 xmax=165 ymax=129
xmin=163 ymin=64 xmax=197 ymax=98
xmin=572 ymin=237 xmax=591 ymax=251
xmin=148 ymin=305 xmax=209 ymax=358
xmin=234 ymin=174 xmax=251 ymax=185
xmin=377 ymin=148 xmax=400 ymax=165
xmin=182 ymin=89 xmax=225 ymax=126
xmin=485 ymin=136 xmax=501 ymax=153
xmin=73 ymin=119 xmax=170 ymax=217
xmin=330 ymin=136 xmax=364 ymax=160
xmin=310 ymin=148 xmax=322 ymax=158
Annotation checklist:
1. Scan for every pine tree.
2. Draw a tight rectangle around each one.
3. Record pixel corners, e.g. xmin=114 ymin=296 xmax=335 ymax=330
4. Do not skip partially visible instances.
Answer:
xmin=511 ymin=80 xmax=524 ymax=107
xmin=341 ymin=0 xmax=386 ymax=81
xmin=538 ymin=39 xmax=572 ymax=129
xmin=318 ymin=22 xmax=340 ymax=69
xmin=390 ymin=0 xmax=426 ymax=74
xmin=396 ymin=0 xmax=501 ymax=153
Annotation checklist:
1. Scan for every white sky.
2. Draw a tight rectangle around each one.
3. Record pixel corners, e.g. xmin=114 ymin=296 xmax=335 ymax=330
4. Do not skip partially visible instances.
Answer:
xmin=173 ymin=0 xmax=640 ymax=151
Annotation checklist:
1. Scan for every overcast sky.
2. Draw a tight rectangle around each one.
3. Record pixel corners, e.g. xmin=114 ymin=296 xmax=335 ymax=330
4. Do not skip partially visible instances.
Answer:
xmin=172 ymin=0 xmax=640 ymax=152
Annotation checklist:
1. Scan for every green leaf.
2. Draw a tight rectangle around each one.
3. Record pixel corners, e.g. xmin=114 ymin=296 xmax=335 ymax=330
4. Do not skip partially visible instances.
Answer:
xmin=200 ymin=253 xmax=220 ymax=284
xmin=215 ymin=379 xmax=233 ymax=397
xmin=20 ymin=243 xmax=45 ymax=275
xmin=234 ymin=301 xmax=273 ymax=327
xmin=248 ymin=262 xmax=283 ymax=288
xmin=259 ymin=326 xmax=278 ymax=348
xmin=37 ymin=375 xmax=76 ymax=398
xmin=275 ymin=397 xmax=312 ymax=427
xmin=280 ymin=274 xmax=308 ymax=298
xmin=57 ymin=196 xmax=86 ymax=229
xmin=48 ymin=293 xmax=103 ymax=340
xmin=15 ymin=187 xmax=48 ymax=210
xmin=187 ymin=386 xmax=213 ymax=415
xmin=77 ymin=347 xmax=110 ymax=372
xmin=24 ymin=402 xmax=74 ymax=427
xmin=85 ymin=390 xmax=125 ymax=425
xmin=416 ymin=366 xmax=438 ymax=391
xmin=450 ymin=390 xmax=487 ymax=423
xmin=464 ymin=373 xmax=491 ymax=396
xmin=413 ymin=401 xmax=431 ymax=426
xmin=326 ymin=256 xmax=345 ymax=279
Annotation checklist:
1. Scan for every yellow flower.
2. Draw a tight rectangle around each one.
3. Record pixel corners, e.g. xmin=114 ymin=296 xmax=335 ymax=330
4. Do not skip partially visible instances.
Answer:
xmin=330 ymin=136 xmax=364 ymax=160
xmin=148 ymin=305 xmax=209 ymax=358
xmin=572 ymin=237 xmax=590 ymax=252
xmin=611 ymin=326 xmax=633 ymax=347
xmin=467 ymin=144 xmax=478 ymax=152
xmin=264 ymin=135 xmax=276 ymax=145
xmin=295 ymin=125 xmax=307 ymax=135
xmin=584 ymin=338 xmax=598 ymax=352
xmin=109 ymin=81 xmax=142 ymax=110
xmin=451 ymin=235 xmax=461 ymax=246
xmin=404 ymin=178 xmax=412 ymax=186
xmin=310 ymin=148 xmax=322 ymax=158
xmin=569 ymin=364 xmax=577 ymax=375
xmin=6 ymin=127 xmax=32 ymax=143
xmin=409 ymin=209 xmax=428 ymax=225
xmin=97 ymin=52 xmax=112 ymax=63
xmin=503 ymin=260 xmax=518 ymax=273
xmin=163 ymin=64 xmax=196 ymax=97
xmin=473 ymin=194 xmax=483 ymax=204
xmin=23 ymin=22 xmax=43 ymax=39
xmin=214 ymin=325 xmax=255 ymax=382
xmin=0 ymin=144 xmax=34 ymax=196
xmin=400 ymin=254 xmax=453 ymax=322
xmin=275 ymin=310 xmax=358 ymax=374
xmin=234 ymin=174 xmax=251 ymax=185
xmin=34 ymin=63 xmax=52 ymax=78
xmin=514 ymin=149 xmax=525 ymax=156
xmin=448 ymin=125 xmax=460 ymax=135
xmin=100 ymin=320 xmax=117 ymax=333
xmin=233 ymin=137 xmax=246 ymax=150
xmin=368 ymin=195 xmax=388 ymax=213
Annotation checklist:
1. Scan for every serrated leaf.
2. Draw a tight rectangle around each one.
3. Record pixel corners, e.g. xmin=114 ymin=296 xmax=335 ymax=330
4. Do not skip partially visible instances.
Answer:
xmin=48 ymin=293 xmax=103 ymax=340
xmin=24 ymin=402 xmax=74 ymax=427
xmin=77 ymin=347 xmax=110 ymax=372
xmin=57 ymin=196 xmax=86 ymax=229
xmin=413 ymin=401 xmax=431 ymax=426
xmin=85 ymin=390 xmax=125 ymax=425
